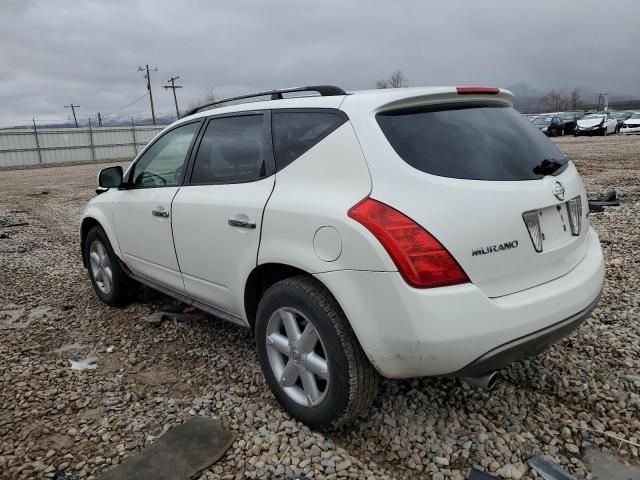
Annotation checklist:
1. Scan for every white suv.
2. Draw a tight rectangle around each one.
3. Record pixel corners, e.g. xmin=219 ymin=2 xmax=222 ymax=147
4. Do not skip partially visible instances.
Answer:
xmin=81 ymin=85 xmax=604 ymax=428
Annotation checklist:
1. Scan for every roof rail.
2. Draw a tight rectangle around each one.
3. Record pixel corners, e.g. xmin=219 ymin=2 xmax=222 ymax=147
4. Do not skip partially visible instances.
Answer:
xmin=183 ymin=85 xmax=347 ymax=117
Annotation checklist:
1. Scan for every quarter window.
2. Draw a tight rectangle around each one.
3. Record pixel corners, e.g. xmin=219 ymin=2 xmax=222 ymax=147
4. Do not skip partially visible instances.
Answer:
xmin=272 ymin=111 xmax=346 ymax=170
xmin=191 ymin=115 xmax=266 ymax=184
xmin=131 ymin=122 xmax=200 ymax=187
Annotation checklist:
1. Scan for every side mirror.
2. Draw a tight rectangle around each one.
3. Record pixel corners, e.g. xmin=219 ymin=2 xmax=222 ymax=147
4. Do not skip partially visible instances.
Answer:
xmin=98 ymin=166 xmax=123 ymax=188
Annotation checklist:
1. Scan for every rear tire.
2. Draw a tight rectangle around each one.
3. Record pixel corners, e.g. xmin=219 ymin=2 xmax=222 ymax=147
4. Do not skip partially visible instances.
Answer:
xmin=85 ymin=226 xmax=130 ymax=307
xmin=255 ymin=276 xmax=378 ymax=429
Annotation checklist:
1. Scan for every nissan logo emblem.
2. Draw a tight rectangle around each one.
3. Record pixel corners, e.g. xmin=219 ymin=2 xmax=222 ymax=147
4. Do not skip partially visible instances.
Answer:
xmin=552 ymin=181 xmax=565 ymax=201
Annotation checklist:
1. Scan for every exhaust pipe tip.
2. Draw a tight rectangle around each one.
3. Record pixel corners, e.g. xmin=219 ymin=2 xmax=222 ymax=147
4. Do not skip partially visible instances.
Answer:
xmin=460 ymin=371 xmax=499 ymax=390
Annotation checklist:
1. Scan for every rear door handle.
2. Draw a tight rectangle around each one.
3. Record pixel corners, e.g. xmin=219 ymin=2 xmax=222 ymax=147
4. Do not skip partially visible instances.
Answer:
xmin=152 ymin=208 xmax=169 ymax=218
xmin=228 ymin=218 xmax=256 ymax=229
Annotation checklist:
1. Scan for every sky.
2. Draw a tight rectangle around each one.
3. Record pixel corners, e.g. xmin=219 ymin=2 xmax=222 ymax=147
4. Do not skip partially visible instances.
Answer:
xmin=1 ymin=0 xmax=639 ymax=126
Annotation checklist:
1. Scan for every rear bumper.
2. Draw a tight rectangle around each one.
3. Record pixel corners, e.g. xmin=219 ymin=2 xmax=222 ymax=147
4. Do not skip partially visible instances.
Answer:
xmin=454 ymin=292 xmax=600 ymax=376
xmin=316 ymin=227 xmax=604 ymax=378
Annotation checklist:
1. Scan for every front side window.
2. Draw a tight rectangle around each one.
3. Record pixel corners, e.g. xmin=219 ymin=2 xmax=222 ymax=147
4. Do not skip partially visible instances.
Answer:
xmin=131 ymin=122 xmax=200 ymax=187
xmin=191 ymin=114 xmax=266 ymax=184
xmin=377 ymin=105 xmax=568 ymax=181
xmin=272 ymin=111 xmax=346 ymax=170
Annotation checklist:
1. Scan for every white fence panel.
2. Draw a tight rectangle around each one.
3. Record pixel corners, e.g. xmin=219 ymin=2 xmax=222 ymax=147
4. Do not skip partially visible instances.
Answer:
xmin=0 ymin=125 xmax=164 ymax=168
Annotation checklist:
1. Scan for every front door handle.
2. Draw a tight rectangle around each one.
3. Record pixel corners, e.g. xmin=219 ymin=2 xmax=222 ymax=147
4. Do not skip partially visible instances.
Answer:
xmin=228 ymin=218 xmax=256 ymax=229
xmin=152 ymin=208 xmax=169 ymax=218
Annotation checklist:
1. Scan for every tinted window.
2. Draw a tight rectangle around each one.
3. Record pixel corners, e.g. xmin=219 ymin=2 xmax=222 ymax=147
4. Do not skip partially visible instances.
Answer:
xmin=131 ymin=122 xmax=199 ymax=187
xmin=191 ymin=114 xmax=266 ymax=184
xmin=272 ymin=111 xmax=346 ymax=170
xmin=376 ymin=105 xmax=568 ymax=181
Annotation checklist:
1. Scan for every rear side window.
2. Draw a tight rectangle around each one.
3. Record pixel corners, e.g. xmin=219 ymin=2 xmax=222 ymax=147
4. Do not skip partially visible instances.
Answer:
xmin=272 ymin=111 xmax=346 ymax=170
xmin=376 ymin=105 xmax=568 ymax=181
xmin=191 ymin=114 xmax=266 ymax=184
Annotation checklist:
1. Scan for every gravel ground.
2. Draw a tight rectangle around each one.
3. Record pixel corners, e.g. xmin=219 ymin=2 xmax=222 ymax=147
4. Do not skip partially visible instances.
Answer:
xmin=1 ymin=134 xmax=639 ymax=480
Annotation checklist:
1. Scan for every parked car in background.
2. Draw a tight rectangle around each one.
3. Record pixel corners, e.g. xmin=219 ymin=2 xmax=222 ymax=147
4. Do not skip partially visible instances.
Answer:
xmin=621 ymin=113 xmax=640 ymax=134
xmin=558 ymin=112 xmax=579 ymax=135
xmin=533 ymin=114 xmax=565 ymax=136
xmin=611 ymin=111 xmax=633 ymax=129
xmin=575 ymin=112 xmax=618 ymax=136
xmin=80 ymin=85 xmax=604 ymax=428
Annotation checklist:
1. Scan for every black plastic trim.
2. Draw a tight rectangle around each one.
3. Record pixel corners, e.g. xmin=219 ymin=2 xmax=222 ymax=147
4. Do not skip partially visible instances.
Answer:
xmin=184 ymin=85 xmax=347 ymax=117
xmin=454 ymin=292 xmax=601 ymax=377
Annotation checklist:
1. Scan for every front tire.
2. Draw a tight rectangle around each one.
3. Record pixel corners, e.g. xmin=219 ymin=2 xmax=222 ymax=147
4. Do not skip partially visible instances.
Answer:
xmin=255 ymin=276 xmax=378 ymax=429
xmin=85 ymin=226 xmax=130 ymax=306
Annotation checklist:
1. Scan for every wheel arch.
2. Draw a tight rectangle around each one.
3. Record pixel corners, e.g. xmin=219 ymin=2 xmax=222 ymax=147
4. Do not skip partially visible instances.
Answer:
xmin=244 ymin=262 xmax=342 ymax=330
xmin=80 ymin=213 xmax=122 ymax=267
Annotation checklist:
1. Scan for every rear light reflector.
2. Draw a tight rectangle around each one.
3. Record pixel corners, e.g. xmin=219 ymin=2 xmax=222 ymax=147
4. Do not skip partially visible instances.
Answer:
xmin=522 ymin=210 xmax=543 ymax=252
xmin=456 ymin=87 xmax=500 ymax=95
xmin=566 ymin=196 xmax=582 ymax=236
xmin=348 ymin=198 xmax=469 ymax=288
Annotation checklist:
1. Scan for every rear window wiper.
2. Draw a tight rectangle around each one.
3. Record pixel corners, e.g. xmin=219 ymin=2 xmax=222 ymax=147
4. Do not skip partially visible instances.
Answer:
xmin=533 ymin=158 xmax=564 ymax=176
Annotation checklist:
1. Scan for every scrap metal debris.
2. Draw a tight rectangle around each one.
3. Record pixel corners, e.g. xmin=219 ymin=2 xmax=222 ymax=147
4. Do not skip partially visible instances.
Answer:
xmin=528 ymin=455 xmax=574 ymax=480
xmin=589 ymin=190 xmax=620 ymax=212
xmin=145 ymin=308 xmax=206 ymax=326
xmin=96 ymin=416 xmax=236 ymax=480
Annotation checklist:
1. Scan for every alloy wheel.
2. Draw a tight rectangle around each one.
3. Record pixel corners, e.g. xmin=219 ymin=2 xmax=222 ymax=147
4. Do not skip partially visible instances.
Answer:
xmin=89 ymin=240 xmax=113 ymax=295
xmin=265 ymin=307 xmax=330 ymax=407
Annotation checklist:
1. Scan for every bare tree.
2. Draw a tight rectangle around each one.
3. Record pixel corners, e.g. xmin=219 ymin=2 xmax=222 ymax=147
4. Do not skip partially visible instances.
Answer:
xmin=540 ymin=90 xmax=567 ymax=112
xmin=377 ymin=70 xmax=408 ymax=89
xmin=570 ymin=88 xmax=582 ymax=110
xmin=185 ymin=89 xmax=218 ymax=115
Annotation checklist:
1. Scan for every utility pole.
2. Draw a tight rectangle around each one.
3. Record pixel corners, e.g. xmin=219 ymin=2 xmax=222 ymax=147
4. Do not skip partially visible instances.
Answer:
xmin=138 ymin=64 xmax=158 ymax=125
xmin=164 ymin=76 xmax=183 ymax=119
xmin=64 ymin=104 xmax=80 ymax=128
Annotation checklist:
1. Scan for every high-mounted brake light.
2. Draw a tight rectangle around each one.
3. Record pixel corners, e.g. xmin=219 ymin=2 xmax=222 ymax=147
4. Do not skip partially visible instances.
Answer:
xmin=456 ymin=87 xmax=500 ymax=95
xmin=348 ymin=198 xmax=469 ymax=288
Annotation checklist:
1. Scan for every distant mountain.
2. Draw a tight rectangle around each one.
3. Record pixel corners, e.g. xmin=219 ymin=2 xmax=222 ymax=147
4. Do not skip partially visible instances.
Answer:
xmin=505 ymin=83 xmax=544 ymax=98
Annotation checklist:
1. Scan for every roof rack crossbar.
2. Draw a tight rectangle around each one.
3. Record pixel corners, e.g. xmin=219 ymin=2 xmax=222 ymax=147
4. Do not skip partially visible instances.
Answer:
xmin=184 ymin=85 xmax=346 ymax=117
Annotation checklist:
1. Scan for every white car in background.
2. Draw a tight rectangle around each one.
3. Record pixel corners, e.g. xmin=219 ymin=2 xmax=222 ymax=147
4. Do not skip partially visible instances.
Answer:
xmin=621 ymin=113 xmax=640 ymax=134
xmin=575 ymin=112 xmax=618 ymax=136
xmin=80 ymin=85 xmax=604 ymax=428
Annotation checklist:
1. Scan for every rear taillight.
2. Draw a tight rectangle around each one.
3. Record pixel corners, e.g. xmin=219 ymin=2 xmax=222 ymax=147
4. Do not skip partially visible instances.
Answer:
xmin=348 ymin=198 xmax=469 ymax=288
xmin=456 ymin=87 xmax=500 ymax=95
xmin=566 ymin=196 xmax=582 ymax=236
xmin=522 ymin=210 xmax=543 ymax=252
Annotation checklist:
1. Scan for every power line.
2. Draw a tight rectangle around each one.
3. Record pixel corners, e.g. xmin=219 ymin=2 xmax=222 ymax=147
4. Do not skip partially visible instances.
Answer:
xmin=102 ymin=92 xmax=149 ymax=118
xmin=138 ymin=64 xmax=158 ymax=125
xmin=64 ymin=104 xmax=80 ymax=128
xmin=164 ymin=76 xmax=183 ymax=119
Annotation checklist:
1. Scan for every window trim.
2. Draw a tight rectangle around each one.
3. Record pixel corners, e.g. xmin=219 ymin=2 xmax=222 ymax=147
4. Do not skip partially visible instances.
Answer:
xmin=270 ymin=108 xmax=348 ymax=172
xmin=122 ymin=119 xmax=204 ymax=190
xmin=183 ymin=110 xmax=276 ymax=186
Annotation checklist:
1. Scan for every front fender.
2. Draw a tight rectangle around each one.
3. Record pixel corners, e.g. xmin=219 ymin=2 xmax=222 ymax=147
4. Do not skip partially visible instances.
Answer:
xmin=80 ymin=192 xmax=121 ymax=265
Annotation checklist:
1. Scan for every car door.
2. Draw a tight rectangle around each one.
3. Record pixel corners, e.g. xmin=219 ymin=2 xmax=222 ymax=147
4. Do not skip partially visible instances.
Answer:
xmin=113 ymin=120 xmax=201 ymax=292
xmin=171 ymin=112 xmax=275 ymax=317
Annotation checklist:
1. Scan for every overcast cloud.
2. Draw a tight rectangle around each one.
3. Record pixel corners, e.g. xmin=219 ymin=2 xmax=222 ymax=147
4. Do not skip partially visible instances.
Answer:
xmin=1 ymin=0 xmax=639 ymax=126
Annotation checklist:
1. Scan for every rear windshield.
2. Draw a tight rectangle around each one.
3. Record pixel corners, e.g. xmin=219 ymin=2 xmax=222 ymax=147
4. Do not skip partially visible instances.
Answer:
xmin=376 ymin=105 xmax=568 ymax=181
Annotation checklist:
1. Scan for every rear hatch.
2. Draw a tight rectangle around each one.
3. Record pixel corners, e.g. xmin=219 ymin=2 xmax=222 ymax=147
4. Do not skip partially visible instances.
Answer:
xmin=351 ymin=91 xmax=589 ymax=298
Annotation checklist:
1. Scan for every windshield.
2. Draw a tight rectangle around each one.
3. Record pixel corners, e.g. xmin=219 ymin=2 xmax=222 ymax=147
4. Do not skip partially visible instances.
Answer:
xmin=583 ymin=114 xmax=605 ymax=120
xmin=631 ymin=113 xmax=640 ymax=120
xmin=376 ymin=104 xmax=568 ymax=181
xmin=533 ymin=117 xmax=552 ymax=124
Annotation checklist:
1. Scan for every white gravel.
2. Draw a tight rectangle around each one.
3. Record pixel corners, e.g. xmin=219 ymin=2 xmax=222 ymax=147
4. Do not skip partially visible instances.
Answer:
xmin=0 ymin=134 xmax=639 ymax=479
